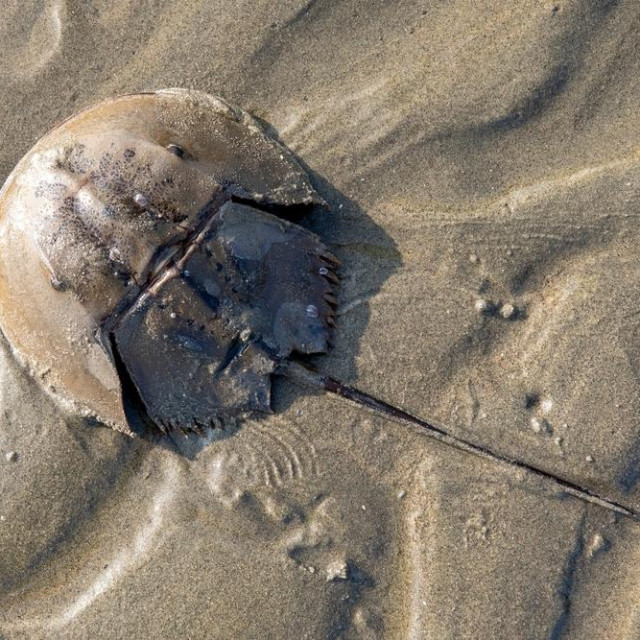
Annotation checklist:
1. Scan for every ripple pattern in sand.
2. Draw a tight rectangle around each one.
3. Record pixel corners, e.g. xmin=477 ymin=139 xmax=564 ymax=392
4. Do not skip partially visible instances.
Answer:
xmin=2 ymin=455 xmax=181 ymax=635
xmin=238 ymin=421 xmax=318 ymax=488
xmin=206 ymin=421 xmax=319 ymax=506
xmin=0 ymin=1 xmax=64 ymax=80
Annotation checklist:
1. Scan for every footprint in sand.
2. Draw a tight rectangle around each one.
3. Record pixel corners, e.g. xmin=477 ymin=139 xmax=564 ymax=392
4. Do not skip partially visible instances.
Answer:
xmin=205 ymin=443 xmax=393 ymax=638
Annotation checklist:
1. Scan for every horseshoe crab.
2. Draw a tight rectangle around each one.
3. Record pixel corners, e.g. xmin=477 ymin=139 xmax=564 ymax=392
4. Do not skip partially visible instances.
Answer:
xmin=0 ymin=89 xmax=637 ymax=525
xmin=0 ymin=89 xmax=338 ymax=436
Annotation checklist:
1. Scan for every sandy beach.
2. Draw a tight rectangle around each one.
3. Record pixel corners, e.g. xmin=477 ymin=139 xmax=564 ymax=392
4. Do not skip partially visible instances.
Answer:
xmin=2 ymin=1 xmax=640 ymax=638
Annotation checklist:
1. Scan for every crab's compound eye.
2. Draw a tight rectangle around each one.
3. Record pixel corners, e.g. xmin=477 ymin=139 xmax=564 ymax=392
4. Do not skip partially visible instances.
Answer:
xmin=166 ymin=143 xmax=185 ymax=158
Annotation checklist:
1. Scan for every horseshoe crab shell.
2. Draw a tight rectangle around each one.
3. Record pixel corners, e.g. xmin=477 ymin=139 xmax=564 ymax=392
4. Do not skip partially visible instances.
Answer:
xmin=0 ymin=89 xmax=337 ymax=436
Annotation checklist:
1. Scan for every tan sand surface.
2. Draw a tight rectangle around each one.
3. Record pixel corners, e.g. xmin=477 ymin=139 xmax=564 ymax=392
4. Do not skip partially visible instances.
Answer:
xmin=3 ymin=1 xmax=640 ymax=638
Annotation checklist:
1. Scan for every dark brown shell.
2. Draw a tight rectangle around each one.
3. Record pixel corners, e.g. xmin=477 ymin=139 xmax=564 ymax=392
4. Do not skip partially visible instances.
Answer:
xmin=0 ymin=89 xmax=337 ymax=436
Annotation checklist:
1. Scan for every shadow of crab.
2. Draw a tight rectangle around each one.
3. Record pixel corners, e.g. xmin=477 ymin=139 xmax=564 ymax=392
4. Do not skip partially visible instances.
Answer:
xmin=269 ymin=165 xmax=401 ymax=415
xmin=0 ymin=90 xmax=400 ymax=459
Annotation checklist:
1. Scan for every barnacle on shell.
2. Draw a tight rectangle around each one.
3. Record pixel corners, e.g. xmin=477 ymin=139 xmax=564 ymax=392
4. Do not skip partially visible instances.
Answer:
xmin=0 ymin=89 xmax=338 ymax=436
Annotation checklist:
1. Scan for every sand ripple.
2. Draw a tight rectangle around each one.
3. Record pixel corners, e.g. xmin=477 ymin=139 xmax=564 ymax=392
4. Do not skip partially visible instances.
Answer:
xmin=0 ymin=1 xmax=63 ymax=80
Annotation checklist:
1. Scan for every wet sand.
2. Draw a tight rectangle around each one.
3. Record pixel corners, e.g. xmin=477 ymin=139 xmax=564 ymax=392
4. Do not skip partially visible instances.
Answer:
xmin=3 ymin=1 xmax=640 ymax=638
